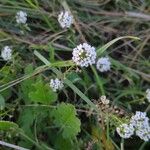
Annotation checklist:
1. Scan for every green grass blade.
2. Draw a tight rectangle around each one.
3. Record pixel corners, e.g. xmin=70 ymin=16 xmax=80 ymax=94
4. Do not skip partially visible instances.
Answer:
xmin=97 ymin=36 xmax=140 ymax=56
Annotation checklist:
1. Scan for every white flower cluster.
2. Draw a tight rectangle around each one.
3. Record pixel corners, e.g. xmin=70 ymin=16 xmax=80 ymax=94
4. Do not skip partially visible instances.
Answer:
xmin=1 ymin=46 xmax=12 ymax=61
xmin=116 ymin=111 xmax=150 ymax=141
xmin=146 ymin=89 xmax=150 ymax=103
xmin=58 ymin=11 xmax=73 ymax=28
xmin=16 ymin=11 xmax=27 ymax=24
xmin=136 ymin=125 xmax=150 ymax=141
xmin=130 ymin=111 xmax=149 ymax=128
xmin=50 ymin=78 xmax=64 ymax=92
xmin=100 ymin=95 xmax=110 ymax=105
xmin=116 ymin=123 xmax=134 ymax=138
xmin=96 ymin=57 xmax=111 ymax=72
xmin=130 ymin=111 xmax=150 ymax=141
xmin=72 ymin=43 xmax=96 ymax=67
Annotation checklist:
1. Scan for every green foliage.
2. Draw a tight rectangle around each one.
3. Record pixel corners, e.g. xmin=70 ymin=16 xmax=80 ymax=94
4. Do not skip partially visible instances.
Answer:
xmin=29 ymin=77 xmax=57 ymax=104
xmin=18 ymin=107 xmax=51 ymax=149
xmin=18 ymin=108 xmax=35 ymax=138
xmin=21 ymin=64 xmax=35 ymax=103
xmin=0 ymin=66 xmax=12 ymax=99
xmin=0 ymin=66 xmax=13 ymax=83
xmin=54 ymin=135 xmax=76 ymax=150
xmin=0 ymin=0 xmax=149 ymax=149
xmin=52 ymin=102 xmax=81 ymax=139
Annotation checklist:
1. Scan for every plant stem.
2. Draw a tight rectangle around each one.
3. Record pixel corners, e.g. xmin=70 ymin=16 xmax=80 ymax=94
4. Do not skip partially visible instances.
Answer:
xmin=121 ymin=138 xmax=124 ymax=150
xmin=0 ymin=140 xmax=29 ymax=150
xmin=91 ymin=66 xmax=105 ymax=95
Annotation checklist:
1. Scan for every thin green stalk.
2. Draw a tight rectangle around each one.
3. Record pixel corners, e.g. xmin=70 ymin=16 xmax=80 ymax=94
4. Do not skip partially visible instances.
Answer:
xmin=91 ymin=66 xmax=105 ymax=95
xmin=110 ymin=137 xmax=121 ymax=150
xmin=106 ymin=115 xmax=109 ymax=140
xmin=145 ymin=104 xmax=150 ymax=112
xmin=121 ymin=138 xmax=124 ymax=150
xmin=139 ymin=142 xmax=147 ymax=150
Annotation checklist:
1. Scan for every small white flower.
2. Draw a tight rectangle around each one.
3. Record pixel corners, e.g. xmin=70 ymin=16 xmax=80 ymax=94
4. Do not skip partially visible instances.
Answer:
xmin=72 ymin=43 xmax=96 ymax=67
xmin=96 ymin=57 xmax=111 ymax=72
xmin=129 ymin=111 xmax=150 ymax=141
xmin=116 ymin=123 xmax=134 ymax=138
xmin=16 ymin=11 xmax=27 ymax=24
xmin=58 ymin=11 xmax=73 ymax=28
xmin=146 ymin=89 xmax=150 ymax=103
xmin=116 ymin=111 xmax=150 ymax=141
xmin=1 ymin=46 xmax=12 ymax=61
xmin=136 ymin=124 xmax=150 ymax=141
xmin=50 ymin=78 xmax=64 ymax=92
xmin=100 ymin=95 xmax=109 ymax=105
xmin=130 ymin=111 xmax=149 ymax=128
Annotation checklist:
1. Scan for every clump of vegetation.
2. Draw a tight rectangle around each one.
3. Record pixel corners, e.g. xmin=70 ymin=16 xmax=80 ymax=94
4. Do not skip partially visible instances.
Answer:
xmin=0 ymin=0 xmax=150 ymax=150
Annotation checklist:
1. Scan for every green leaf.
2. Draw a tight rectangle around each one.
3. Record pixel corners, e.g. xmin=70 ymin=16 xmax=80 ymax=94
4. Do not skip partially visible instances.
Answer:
xmin=0 ymin=94 xmax=5 ymax=109
xmin=67 ymin=72 xmax=82 ymax=83
xmin=18 ymin=108 xmax=35 ymax=138
xmin=54 ymin=134 xmax=75 ymax=150
xmin=52 ymin=103 xmax=81 ymax=139
xmin=0 ymin=121 xmax=18 ymax=131
xmin=29 ymin=78 xmax=57 ymax=104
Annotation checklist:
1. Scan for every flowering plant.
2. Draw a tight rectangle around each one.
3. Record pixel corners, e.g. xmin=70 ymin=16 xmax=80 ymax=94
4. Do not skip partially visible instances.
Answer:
xmin=0 ymin=1 xmax=149 ymax=150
